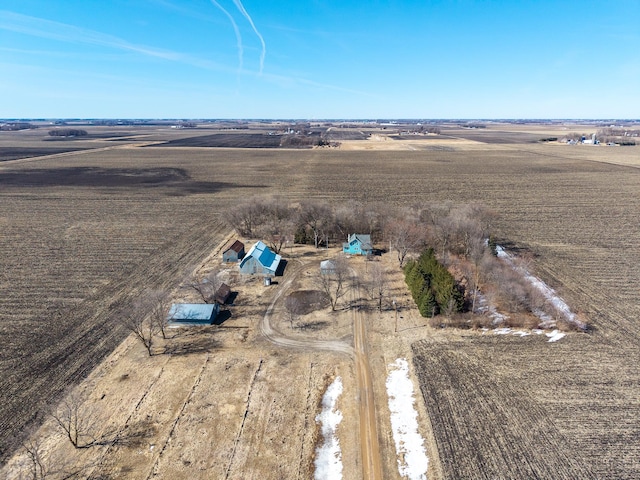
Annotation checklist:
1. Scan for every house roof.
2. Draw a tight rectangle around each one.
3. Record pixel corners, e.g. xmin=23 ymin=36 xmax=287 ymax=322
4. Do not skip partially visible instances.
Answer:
xmin=168 ymin=303 xmax=215 ymax=321
xmin=224 ymin=240 xmax=244 ymax=253
xmin=240 ymin=241 xmax=281 ymax=272
xmin=345 ymin=233 xmax=373 ymax=249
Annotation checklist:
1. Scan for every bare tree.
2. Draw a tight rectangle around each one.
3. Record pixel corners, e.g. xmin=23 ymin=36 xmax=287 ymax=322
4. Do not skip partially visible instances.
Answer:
xmin=314 ymin=256 xmax=351 ymax=311
xmin=50 ymin=393 xmax=98 ymax=449
xmin=21 ymin=439 xmax=48 ymax=480
xmin=298 ymin=200 xmax=333 ymax=248
xmin=144 ymin=290 xmax=172 ymax=340
xmin=122 ymin=301 xmax=159 ymax=356
xmin=187 ymin=266 xmax=222 ymax=305
xmin=385 ymin=218 xmax=426 ymax=266
xmin=20 ymin=437 xmax=88 ymax=480
xmin=364 ymin=262 xmax=388 ymax=311
xmin=222 ymin=196 xmax=268 ymax=237
xmin=255 ymin=197 xmax=296 ymax=254
xmin=284 ymin=295 xmax=304 ymax=329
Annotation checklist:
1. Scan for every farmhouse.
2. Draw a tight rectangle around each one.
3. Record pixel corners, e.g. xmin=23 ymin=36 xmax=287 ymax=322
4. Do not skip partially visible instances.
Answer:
xmin=222 ymin=240 xmax=245 ymax=263
xmin=167 ymin=303 xmax=219 ymax=326
xmin=239 ymin=240 xmax=282 ymax=275
xmin=343 ymin=233 xmax=373 ymax=256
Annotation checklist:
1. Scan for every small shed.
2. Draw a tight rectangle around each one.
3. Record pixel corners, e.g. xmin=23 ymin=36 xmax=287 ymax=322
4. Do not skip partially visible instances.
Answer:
xmin=239 ymin=241 xmax=282 ymax=275
xmin=215 ymin=283 xmax=231 ymax=305
xmin=342 ymin=234 xmax=373 ymax=256
xmin=320 ymin=259 xmax=336 ymax=275
xmin=167 ymin=303 xmax=219 ymax=326
xmin=222 ymin=240 xmax=245 ymax=263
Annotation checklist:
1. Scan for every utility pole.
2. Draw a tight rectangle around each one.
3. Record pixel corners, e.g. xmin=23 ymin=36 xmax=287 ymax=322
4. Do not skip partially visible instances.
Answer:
xmin=393 ymin=299 xmax=398 ymax=333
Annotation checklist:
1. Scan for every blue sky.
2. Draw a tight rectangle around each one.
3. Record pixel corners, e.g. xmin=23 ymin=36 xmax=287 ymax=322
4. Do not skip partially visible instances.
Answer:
xmin=1 ymin=0 xmax=639 ymax=119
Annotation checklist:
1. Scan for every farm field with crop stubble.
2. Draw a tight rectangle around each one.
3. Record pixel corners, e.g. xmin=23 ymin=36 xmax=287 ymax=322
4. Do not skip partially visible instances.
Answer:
xmin=1 ymin=127 xmax=640 ymax=477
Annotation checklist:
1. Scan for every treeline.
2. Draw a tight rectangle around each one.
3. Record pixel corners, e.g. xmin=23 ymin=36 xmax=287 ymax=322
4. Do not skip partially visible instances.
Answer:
xmin=224 ymin=197 xmax=497 ymax=264
xmin=279 ymin=134 xmax=337 ymax=148
xmin=225 ymin=196 xmax=584 ymax=328
xmin=596 ymin=127 xmax=639 ymax=146
xmin=404 ymin=248 xmax=464 ymax=317
xmin=48 ymin=129 xmax=88 ymax=137
xmin=0 ymin=122 xmax=37 ymax=131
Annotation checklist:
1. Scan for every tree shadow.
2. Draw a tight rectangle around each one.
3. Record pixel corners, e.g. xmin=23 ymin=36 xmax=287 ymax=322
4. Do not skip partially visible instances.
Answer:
xmin=297 ymin=320 xmax=330 ymax=331
xmin=162 ymin=333 xmax=220 ymax=356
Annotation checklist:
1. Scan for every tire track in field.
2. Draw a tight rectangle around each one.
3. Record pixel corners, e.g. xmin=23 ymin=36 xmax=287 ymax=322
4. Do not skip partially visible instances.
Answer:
xmin=224 ymin=358 xmax=264 ymax=480
xmin=147 ymin=353 xmax=211 ymax=480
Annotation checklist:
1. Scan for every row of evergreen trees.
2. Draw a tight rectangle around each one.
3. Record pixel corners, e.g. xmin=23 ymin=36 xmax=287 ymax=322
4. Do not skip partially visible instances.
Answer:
xmin=404 ymin=248 xmax=464 ymax=317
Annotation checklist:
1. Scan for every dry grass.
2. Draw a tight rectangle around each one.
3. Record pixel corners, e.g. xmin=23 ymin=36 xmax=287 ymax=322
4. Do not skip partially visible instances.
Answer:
xmin=1 ymin=124 xmax=640 ymax=478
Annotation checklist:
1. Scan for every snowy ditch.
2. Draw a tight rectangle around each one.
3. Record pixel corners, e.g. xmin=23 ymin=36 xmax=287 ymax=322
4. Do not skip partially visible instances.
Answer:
xmin=386 ymin=358 xmax=429 ymax=480
xmin=490 ymin=245 xmax=587 ymax=334
xmin=314 ymin=376 xmax=344 ymax=480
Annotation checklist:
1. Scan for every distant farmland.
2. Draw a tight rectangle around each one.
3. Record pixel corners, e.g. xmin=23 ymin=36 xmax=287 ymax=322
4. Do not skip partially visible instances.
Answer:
xmin=155 ymin=133 xmax=283 ymax=148
xmin=1 ymin=126 xmax=639 ymax=478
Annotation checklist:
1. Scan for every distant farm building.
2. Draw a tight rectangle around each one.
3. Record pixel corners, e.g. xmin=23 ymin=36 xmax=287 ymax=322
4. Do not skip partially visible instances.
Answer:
xmin=222 ymin=240 xmax=245 ymax=263
xmin=239 ymin=241 xmax=282 ymax=275
xmin=167 ymin=303 xmax=219 ymax=326
xmin=343 ymin=234 xmax=373 ymax=256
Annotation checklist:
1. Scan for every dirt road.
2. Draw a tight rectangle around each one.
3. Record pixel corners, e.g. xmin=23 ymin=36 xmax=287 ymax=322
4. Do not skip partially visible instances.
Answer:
xmin=260 ymin=262 xmax=383 ymax=479
xmin=351 ymin=279 xmax=383 ymax=480
xmin=260 ymin=261 xmax=354 ymax=356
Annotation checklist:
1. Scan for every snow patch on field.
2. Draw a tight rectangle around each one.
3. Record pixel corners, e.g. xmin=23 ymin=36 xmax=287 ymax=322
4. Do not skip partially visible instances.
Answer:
xmin=496 ymin=245 xmax=585 ymax=331
xmin=386 ymin=358 xmax=429 ymax=480
xmin=546 ymin=330 xmax=566 ymax=342
xmin=315 ymin=376 xmax=344 ymax=480
xmin=489 ymin=327 xmax=562 ymax=342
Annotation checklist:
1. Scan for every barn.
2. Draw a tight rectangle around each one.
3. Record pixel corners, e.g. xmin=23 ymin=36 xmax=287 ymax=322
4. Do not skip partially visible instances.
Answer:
xmin=222 ymin=240 xmax=245 ymax=263
xmin=167 ymin=303 xmax=219 ymax=326
xmin=239 ymin=241 xmax=282 ymax=275
xmin=342 ymin=233 xmax=373 ymax=256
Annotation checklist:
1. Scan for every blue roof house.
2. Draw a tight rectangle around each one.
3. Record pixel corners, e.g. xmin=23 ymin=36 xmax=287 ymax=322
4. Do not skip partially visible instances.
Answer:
xmin=343 ymin=234 xmax=373 ymax=256
xmin=239 ymin=241 xmax=282 ymax=275
xmin=167 ymin=303 xmax=219 ymax=326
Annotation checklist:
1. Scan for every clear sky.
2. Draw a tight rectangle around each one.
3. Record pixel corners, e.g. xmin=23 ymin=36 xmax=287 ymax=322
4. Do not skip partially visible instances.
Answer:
xmin=1 ymin=0 xmax=639 ymax=119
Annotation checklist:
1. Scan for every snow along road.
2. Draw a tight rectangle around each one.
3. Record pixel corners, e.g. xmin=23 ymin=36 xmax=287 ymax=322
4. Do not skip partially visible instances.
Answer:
xmin=260 ymin=261 xmax=383 ymax=479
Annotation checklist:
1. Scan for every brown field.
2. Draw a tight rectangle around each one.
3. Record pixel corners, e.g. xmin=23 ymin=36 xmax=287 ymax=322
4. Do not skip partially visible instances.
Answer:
xmin=1 ymin=123 xmax=639 ymax=478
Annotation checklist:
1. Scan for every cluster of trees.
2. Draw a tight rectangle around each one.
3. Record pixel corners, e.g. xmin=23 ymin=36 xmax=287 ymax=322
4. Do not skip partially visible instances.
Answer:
xmin=279 ymin=134 xmax=329 ymax=148
xmin=404 ymin=248 xmax=464 ymax=317
xmin=223 ymin=197 xmax=391 ymax=253
xmin=48 ymin=129 xmax=88 ymax=137
xmin=0 ymin=122 xmax=36 ymax=131
xmin=227 ymin=196 xmax=575 ymax=324
xmin=595 ymin=127 xmax=639 ymax=146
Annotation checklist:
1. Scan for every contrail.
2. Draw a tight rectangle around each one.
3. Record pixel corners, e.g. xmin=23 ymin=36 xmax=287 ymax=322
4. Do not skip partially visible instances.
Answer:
xmin=232 ymin=0 xmax=266 ymax=74
xmin=209 ymin=0 xmax=243 ymax=74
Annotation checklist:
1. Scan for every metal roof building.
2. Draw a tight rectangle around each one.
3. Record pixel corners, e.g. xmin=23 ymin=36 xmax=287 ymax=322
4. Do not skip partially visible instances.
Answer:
xmin=222 ymin=240 xmax=245 ymax=263
xmin=239 ymin=240 xmax=282 ymax=275
xmin=167 ymin=303 xmax=219 ymax=326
